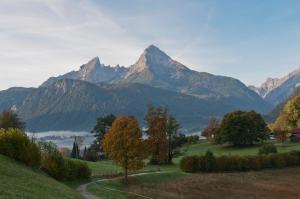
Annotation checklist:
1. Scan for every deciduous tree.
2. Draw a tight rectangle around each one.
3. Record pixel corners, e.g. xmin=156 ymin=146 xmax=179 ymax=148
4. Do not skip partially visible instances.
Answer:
xmin=102 ymin=116 xmax=147 ymax=181
xmin=0 ymin=111 xmax=25 ymax=131
xmin=273 ymin=96 xmax=300 ymax=132
xmin=216 ymin=111 xmax=269 ymax=146
xmin=202 ymin=117 xmax=220 ymax=143
xmin=146 ymin=105 xmax=168 ymax=164
xmin=276 ymin=131 xmax=289 ymax=144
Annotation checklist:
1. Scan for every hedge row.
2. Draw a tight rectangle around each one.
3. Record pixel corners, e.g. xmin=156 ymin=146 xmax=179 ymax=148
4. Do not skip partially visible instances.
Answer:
xmin=180 ymin=151 xmax=300 ymax=173
xmin=39 ymin=141 xmax=91 ymax=181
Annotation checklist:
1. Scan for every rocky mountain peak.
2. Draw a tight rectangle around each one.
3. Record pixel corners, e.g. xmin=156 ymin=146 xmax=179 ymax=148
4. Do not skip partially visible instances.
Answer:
xmin=144 ymin=44 xmax=170 ymax=58
xmin=128 ymin=45 xmax=188 ymax=76
xmin=251 ymin=66 xmax=300 ymax=98
xmin=79 ymin=57 xmax=102 ymax=74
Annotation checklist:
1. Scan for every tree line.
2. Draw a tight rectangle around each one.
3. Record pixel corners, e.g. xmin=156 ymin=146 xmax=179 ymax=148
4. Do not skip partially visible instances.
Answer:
xmin=82 ymin=105 xmax=198 ymax=181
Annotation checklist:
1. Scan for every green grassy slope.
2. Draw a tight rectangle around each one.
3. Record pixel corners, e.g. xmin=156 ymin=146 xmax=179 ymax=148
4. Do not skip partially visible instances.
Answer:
xmin=176 ymin=141 xmax=300 ymax=158
xmin=0 ymin=155 xmax=83 ymax=199
xmin=82 ymin=141 xmax=300 ymax=177
xmin=83 ymin=140 xmax=300 ymax=199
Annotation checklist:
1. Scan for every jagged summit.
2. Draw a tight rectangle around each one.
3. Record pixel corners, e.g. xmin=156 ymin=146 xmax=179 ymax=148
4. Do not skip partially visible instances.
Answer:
xmin=80 ymin=56 xmax=101 ymax=70
xmin=249 ymin=65 xmax=300 ymax=106
xmin=144 ymin=44 xmax=169 ymax=57
xmin=125 ymin=45 xmax=188 ymax=79
xmin=79 ymin=57 xmax=103 ymax=80
xmin=41 ymin=56 xmax=128 ymax=87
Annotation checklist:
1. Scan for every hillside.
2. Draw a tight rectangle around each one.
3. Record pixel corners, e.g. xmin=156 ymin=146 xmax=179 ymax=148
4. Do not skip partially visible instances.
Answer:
xmin=12 ymin=79 xmax=237 ymax=131
xmin=0 ymin=155 xmax=82 ymax=199
xmin=264 ymin=87 xmax=300 ymax=122
xmin=116 ymin=45 xmax=270 ymax=112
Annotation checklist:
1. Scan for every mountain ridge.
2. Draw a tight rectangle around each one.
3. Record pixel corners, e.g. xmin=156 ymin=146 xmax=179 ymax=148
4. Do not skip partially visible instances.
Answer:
xmin=0 ymin=45 xmax=273 ymax=132
xmin=41 ymin=56 xmax=128 ymax=87
xmin=9 ymin=79 xmax=237 ymax=131
xmin=250 ymin=66 xmax=300 ymax=106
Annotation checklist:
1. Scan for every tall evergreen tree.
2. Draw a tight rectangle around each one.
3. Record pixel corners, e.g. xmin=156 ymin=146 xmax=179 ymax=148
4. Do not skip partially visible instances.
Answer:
xmin=166 ymin=116 xmax=180 ymax=163
xmin=71 ymin=141 xmax=80 ymax=159
xmin=89 ymin=114 xmax=116 ymax=159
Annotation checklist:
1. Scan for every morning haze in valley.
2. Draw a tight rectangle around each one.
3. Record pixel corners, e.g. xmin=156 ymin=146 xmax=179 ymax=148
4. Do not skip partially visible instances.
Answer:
xmin=1 ymin=1 xmax=300 ymax=199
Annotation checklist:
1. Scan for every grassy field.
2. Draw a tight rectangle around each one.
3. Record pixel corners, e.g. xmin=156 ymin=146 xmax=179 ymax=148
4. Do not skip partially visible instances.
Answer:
xmin=176 ymin=140 xmax=300 ymax=159
xmin=84 ymin=141 xmax=300 ymax=175
xmin=88 ymin=171 xmax=188 ymax=199
xmin=0 ymin=155 xmax=83 ymax=199
xmin=87 ymin=166 xmax=300 ymax=199
xmin=77 ymin=159 xmax=123 ymax=176
xmin=123 ymin=167 xmax=300 ymax=199
xmin=83 ymin=141 xmax=300 ymax=199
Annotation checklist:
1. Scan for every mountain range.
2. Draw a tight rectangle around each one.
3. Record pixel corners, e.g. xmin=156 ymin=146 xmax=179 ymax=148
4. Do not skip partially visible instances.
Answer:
xmin=0 ymin=45 xmax=274 ymax=132
xmin=249 ymin=66 xmax=300 ymax=106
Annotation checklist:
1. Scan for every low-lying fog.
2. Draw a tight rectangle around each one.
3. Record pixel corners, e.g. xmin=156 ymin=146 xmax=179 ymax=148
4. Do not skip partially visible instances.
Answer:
xmin=26 ymin=131 xmax=95 ymax=149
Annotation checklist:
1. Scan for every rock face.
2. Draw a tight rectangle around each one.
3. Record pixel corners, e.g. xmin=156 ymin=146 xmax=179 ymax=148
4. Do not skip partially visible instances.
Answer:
xmin=250 ymin=66 xmax=300 ymax=106
xmin=4 ymin=79 xmax=235 ymax=131
xmin=117 ymin=45 xmax=270 ymax=112
xmin=41 ymin=57 xmax=128 ymax=87
xmin=0 ymin=45 xmax=273 ymax=132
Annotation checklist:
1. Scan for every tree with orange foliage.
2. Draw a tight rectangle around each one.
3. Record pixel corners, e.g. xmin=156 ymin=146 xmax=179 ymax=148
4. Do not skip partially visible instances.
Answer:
xmin=148 ymin=116 xmax=168 ymax=164
xmin=146 ymin=105 xmax=168 ymax=164
xmin=202 ymin=117 xmax=220 ymax=143
xmin=276 ymin=130 xmax=288 ymax=144
xmin=102 ymin=116 xmax=147 ymax=181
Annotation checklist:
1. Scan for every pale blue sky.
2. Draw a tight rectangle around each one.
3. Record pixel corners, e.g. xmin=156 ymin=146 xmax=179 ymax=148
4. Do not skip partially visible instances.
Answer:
xmin=0 ymin=0 xmax=300 ymax=90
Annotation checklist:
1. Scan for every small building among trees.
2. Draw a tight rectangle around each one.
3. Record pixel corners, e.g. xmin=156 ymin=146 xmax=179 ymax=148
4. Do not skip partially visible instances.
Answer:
xmin=291 ymin=128 xmax=300 ymax=142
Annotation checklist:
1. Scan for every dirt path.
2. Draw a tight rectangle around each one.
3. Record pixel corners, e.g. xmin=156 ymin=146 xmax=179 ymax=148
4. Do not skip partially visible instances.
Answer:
xmin=77 ymin=172 xmax=165 ymax=199
xmin=77 ymin=181 xmax=100 ymax=199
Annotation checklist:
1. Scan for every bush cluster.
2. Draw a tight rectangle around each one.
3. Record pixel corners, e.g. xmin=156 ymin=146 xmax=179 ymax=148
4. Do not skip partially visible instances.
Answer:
xmin=0 ymin=128 xmax=41 ymax=167
xmin=180 ymin=151 xmax=300 ymax=173
xmin=65 ymin=159 xmax=91 ymax=180
xmin=0 ymin=116 xmax=91 ymax=182
xmin=258 ymin=143 xmax=278 ymax=155
xmin=38 ymin=141 xmax=91 ymax=181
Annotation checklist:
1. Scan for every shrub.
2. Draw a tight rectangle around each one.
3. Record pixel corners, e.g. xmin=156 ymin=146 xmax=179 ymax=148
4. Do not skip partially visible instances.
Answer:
xmin=38 ymin=141 xmax=91 ymax=181
xmin=0 ymin=128 xmax=41 ymax=167
xmin=246 ymin=156 xmax=261 ymax=170
xmin=284 ymin=151 xmax=300 ymax=166
xmin=269 ymin=154 xmax=286 ymax=168
xmin=180 ymin=150 xmax=300 ymax=173
xmin=65 ymin=159 xmax=91 ymax=180
xmin=180 ymin=156 xmax=199 ymax=173
xmin=38 ymin=141 xmax=67 ymax=181
xmin=259 ymin=155 xmax=272 ymax=169
xmin=216 ymin=156 xmax=236 ymax=171
xmin=204 ymin=151 xmax=216 ymax=172
xmin=258 ymin=144 xmax=277 ymax=155
xmin=187 ymin=135 xmax=199 ymax=144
